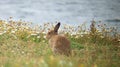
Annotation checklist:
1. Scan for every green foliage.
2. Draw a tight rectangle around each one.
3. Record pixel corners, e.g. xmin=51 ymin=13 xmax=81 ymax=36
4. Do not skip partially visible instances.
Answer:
xmin=71 ymin=41 xmax=84 ymax=50
xmin=0 ymin=19 xmax=120 ymax=67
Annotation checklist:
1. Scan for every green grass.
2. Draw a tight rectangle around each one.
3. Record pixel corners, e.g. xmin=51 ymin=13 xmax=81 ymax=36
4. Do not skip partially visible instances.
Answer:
xmin=0 ymin=19 xmax=120 ymax=67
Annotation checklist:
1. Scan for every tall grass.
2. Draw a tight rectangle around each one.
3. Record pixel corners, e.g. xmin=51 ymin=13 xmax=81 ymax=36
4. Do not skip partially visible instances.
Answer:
xmin=0 ymin=18 xmax=120 ymax=67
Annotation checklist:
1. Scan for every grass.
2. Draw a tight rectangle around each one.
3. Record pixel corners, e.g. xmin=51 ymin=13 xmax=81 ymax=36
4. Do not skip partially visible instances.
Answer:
xmin=0 ymin=18 xmax=120 ymax=67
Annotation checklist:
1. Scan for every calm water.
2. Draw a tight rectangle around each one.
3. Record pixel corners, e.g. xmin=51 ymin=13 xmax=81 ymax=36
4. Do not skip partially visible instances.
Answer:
xmin=0 ymin=0 xmax=120 ymax=30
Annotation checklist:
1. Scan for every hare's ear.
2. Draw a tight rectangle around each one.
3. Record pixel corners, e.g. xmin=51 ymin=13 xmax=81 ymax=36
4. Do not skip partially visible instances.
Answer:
xmin=54 ymin=22 xmax=60 ymax=32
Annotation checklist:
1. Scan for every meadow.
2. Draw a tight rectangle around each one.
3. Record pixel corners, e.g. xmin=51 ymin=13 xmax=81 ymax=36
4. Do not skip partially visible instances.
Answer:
xmin=0 ymin=18 xmax=120 ymax=67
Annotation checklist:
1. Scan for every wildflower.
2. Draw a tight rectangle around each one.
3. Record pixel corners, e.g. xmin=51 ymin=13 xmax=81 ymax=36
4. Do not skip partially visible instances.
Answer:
xmin=40 ymin=58 xmax=45 ymax=63
xmin=37 ymin=36 xmax=40 ymax=38
xmin=27 ymin=35 xmax=30 ymax=38
xmin=59 ymin=60 xmax=66 ymax=65
xmin=25 ymin=27 xmax=29 ymax=29
xmin=68 ymin=62 xmax=73 ymax=67
xmin=31 ymin=33 xmax=37 ymax=36
xmin=118 ymin=39 xmax=120 ymax=42
xmin=39 ymin=58 xmax=48 ymax=67
xmin=75 ymin=35 xmax=79 ymax=38
xmin=71 ymin=32 xmax=77 ymax=36
xmin=11 ymin=50 xmax=15 ymax=53
xmin=15 ymin=29 xmax=18 ymax=31
xmin=22 ymin=51 xmax=25 ymax=54
xmin=100 ymin=36 xmax=104 ymax=38
xmin=71 ymin=34 xmax=74 ymax=36
xmin=4 ymin=21 xmax=8 ymax=24
xmin=42 ymin=31 xmax=46 ymax=34
xmin=36 ymin=31 xmax=40 ymax=34
xmin=80 ymin=32 xmax=84 ymax=35
xmin=42 ymin=40 xmax=45 ymax=43
xmin=32 ymin=38 xmax=35 ymax=41
xmin=0 ymin=31 xmax=6 ymax=35
xmin=43 ymin=36 xmax=46 ymax=39
xmin=11 ymin=30 xmax=16 ymax=33
xmin=84 ymin=32 xmax=88 ymax=34
xmin=80 ymin=34 xmax=83 ymax=37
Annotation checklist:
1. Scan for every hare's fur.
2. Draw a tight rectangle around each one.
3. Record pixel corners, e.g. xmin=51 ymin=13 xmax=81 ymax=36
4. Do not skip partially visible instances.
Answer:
xmin=46 ymin=23 xmax=71 ymax=56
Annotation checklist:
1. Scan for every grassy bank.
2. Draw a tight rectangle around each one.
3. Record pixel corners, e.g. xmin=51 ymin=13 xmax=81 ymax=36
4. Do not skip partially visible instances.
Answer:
xmin=0 ymin=19 xmax=120 ymax=67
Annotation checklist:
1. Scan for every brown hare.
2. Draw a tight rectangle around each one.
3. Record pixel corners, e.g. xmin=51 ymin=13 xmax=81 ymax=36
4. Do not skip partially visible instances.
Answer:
xmin=46 ymin=22 xmax=71 ymax=56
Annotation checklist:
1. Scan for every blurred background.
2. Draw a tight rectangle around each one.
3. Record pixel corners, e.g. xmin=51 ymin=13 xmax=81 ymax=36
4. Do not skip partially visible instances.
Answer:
xmin=0 ymin=0 xmax=120 ymax=28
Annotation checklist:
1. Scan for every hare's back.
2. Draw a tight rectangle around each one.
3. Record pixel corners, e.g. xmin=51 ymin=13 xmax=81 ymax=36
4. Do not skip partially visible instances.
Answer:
xmin=50 ymin=35 xmax=71 ymax=56
xmin=52 ymin=35 xmax=70 ymax=47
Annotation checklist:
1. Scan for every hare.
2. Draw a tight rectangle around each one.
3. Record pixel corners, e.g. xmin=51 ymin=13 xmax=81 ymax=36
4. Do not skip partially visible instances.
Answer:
xmin=46 ymin=22 xmax=71 ymax=56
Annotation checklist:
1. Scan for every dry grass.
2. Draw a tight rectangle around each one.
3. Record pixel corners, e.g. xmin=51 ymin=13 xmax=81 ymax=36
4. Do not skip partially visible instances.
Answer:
xmin=0 ymin=18 xmax=120 ymax=67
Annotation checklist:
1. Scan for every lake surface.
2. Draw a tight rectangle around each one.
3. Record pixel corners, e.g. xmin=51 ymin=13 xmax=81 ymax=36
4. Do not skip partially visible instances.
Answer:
xmin=0 ymin=0 xmax=120 ymax=30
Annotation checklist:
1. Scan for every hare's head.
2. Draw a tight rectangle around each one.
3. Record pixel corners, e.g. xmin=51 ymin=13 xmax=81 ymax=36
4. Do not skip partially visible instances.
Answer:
xmin=46 ymin=22 xmax=60 ymax=39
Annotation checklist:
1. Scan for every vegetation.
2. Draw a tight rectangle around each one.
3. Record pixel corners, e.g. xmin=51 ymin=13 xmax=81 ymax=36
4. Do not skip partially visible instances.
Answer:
xmin=0 ymin=18 xmax=120 ymax=67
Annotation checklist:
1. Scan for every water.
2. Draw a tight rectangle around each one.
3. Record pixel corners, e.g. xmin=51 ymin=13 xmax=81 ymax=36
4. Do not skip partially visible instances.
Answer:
xmin=0 ymin=0 xmax=120 ymax=28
